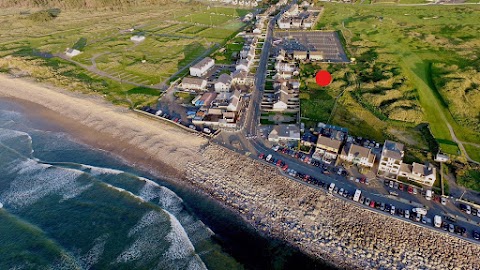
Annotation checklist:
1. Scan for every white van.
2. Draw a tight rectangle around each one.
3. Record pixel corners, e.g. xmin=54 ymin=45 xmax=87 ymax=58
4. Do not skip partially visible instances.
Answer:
xmin=425 ymin=190 xmax=432 ymax=201
xmin=434 ymin=215 xmax=442 ymax=228
xmin=328 ymin=183 xmax=335 ymax=193
xmin=353 ymin=189 xmax=362 ymax=202
xmin=266 ymin=154 xmax=272 ymax=162
xmin=412 ymin=208 xmax=428 ymax=216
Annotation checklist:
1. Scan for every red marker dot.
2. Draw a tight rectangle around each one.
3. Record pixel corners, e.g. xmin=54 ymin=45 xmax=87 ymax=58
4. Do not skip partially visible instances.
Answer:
xmin=315 ymin=70 xmax=332 ymax=87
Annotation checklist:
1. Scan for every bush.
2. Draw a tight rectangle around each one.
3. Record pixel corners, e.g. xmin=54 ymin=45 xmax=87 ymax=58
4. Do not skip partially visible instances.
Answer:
xmin=457 ymin=169 xmax=480 ymax=192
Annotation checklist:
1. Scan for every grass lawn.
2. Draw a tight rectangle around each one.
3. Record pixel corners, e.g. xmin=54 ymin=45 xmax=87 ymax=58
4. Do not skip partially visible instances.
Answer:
xmin=0 ymin=3 xmax=247 ymax=107
xmin=464 ymin=145 xmax=480 ymax=163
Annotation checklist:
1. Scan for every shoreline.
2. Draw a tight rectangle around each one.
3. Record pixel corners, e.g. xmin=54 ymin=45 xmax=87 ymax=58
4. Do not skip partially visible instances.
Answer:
xmin=1 ymin=74 xmax=479 ymax=269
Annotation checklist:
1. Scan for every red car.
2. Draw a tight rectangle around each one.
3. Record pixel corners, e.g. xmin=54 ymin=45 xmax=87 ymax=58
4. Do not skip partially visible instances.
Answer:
xmin=282 ymin=164 xmax=288 ymax=171
xmin=259 ymin=153 xmax=265 ymax=159
xmin=369 ymin=200 xmax=376 ymax=208
xmin=276 ymin=160 xmax=282 ymax=166
xmin=407 ymin=186 xmax=413 ymax=194
xmin=398 ymin=183 xmax=404 ymax=191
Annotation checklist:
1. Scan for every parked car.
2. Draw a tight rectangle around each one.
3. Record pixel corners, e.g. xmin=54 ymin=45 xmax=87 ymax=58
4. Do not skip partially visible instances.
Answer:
xmin=339 ymin=188 xmax=344 ymax=196
xmin=380 ymin=202 xmax=385 ymax=211
xmin=259 ymin=153 xmax=265 ymax=159
xmin=394 ymin=182 xmax=399 ymax=189
xmin=442 ymin=222 xmax=449 ymax=231
xmin=412 ymin=187 xmax=418 ymax=195
xmin=404 ymin=210 xmax=410 ymax=219
xmin=390 ymin=205 xmax=396 ymax=215
xmin=333 ymin=187 xmax=339 ymax=194
xmin=448 ymin=224 xmax=455 ymax=233
xmin=473 ymin=230 xmax=480 ymax=240
xmin=389 ymin=181 xmax=394 ymax=189
xmin=445 ymin=215 xmax=457 ymax=223
xmin=441 ymin=197 xmax=447 ymax=206
xmin=365 ymin=198 xmax=371 ymax=206
xmin=369 ymin=200 xmax=376 ymax=208
xmin=385 ymin=204 xmax=391 ymax=212
xmin=407 ymin=186 xmax=413 ymax=194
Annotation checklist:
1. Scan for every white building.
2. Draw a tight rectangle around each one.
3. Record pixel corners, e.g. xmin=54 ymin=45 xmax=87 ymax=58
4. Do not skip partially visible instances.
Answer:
xmin=231 ymin=70 xmax=252 ymax=86
xmin=339 ymin=143 xmax=376 ymax=168
xmin=65 ymin=48 xmax=81 ymax=58
xmin=180 ymin=77 xmax=207 ymax=91
xmin=130 ymin=35 xmax=145 ymax=43
xmin=268 ymin=124 xmax=301 ymax=143
xmin=214 ymin=74 xmax=232 ymax=93
xmin=399 ymin=163 xmax=437 ymax=186
xmin=227 ymin=90 xmax=241 ymax=112
xmin=377 ymin=140 xmax=405 ymax=178
xmin=190 ymin=57 xmax=215 ymax=77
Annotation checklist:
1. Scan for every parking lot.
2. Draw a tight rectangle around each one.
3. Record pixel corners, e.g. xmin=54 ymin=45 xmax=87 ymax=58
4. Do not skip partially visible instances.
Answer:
xmin=274 ymin=31 xmax=349 ymax=62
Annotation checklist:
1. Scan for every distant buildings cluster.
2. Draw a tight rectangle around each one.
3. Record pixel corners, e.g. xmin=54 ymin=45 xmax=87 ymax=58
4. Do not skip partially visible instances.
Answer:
xmin=261 ymin=50 xmax=300 ymax=113
xmin=207 ymin=0 xmax=259 ymax=7
xmin=276 ymin=3 xmax=320 ymax=30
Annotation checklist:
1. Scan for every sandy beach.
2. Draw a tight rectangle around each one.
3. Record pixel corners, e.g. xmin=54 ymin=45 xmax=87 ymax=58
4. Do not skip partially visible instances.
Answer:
xmin=1 ymin=74 xmax=479 ymax=270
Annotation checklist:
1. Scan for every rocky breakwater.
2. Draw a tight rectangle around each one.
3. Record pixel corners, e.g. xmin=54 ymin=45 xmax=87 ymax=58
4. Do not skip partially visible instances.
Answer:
xmin=186 ymin=144 xmax=480 ymax=270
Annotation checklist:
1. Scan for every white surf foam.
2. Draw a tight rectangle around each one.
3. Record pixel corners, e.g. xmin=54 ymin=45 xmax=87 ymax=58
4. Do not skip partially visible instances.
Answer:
xmin=0 ymin=159 xmax=91 ymax=208
xmin=81 ymin=165 xmax=124 ymax=176
xmin=79 ymin=234 xmax=109 ymax=269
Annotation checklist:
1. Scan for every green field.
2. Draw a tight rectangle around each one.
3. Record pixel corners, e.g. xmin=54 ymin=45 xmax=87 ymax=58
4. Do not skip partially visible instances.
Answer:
xmin=311 ymin=3 xmax=480 ymax=161
xmin=0 ymin=3 xmax=249 ymax=107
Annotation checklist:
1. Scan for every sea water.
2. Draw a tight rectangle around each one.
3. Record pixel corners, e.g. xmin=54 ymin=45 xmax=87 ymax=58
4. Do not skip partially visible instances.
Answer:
xmin=0 ymin=99 xmax=332 ymax=270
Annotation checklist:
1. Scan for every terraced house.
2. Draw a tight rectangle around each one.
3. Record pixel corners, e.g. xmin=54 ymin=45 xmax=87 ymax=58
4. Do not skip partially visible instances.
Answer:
xmin=339 ymin=143 xmax=376 ymax=168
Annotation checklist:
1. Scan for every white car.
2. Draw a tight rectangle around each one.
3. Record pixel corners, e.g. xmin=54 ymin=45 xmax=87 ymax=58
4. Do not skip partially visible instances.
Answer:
xmin=390 ymin=205 xmax=396 ymax=215
xmin=466 ymin=205 xmax=472 ymax=215
xmin=389 ymin=181 xmax=394 ymax=189
xmin=441 ymin=197 xmax=447 ymax=205
xmin=405 ymin=210 xmax=410 ymax=219
xmin=339 ymin=188 xmax=344 ymax=196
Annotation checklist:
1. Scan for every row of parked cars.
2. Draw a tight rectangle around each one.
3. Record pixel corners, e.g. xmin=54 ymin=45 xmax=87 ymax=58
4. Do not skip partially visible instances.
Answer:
xmin=140 ymin=106 xmax=214 ymax=135
xmin=459 ymin=203 xmax=480 ymax=217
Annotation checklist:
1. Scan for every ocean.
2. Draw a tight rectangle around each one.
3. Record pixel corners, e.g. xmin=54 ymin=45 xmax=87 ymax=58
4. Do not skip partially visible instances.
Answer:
xmin=0 ymin=99 xmax=332 ymax=270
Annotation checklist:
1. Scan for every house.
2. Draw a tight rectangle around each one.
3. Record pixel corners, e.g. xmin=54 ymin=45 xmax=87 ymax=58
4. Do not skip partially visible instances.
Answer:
xmin=236 ymin=59 xmax=250 ymax=72
xmin=231 ymin=70 xmax=253 ymax=86
xmin=399 ymin=162 xmax=437 ymax=186
xmin=130 ymin=35 xmax=146 ymax=42
xmin=275 ymin=62 xmax=296 ymax=73
xmin=309 ymin=51 xmax=324 ymax=61
xmin=293 ymin=50 xmax=308 ymax=60
xmin=190 ymin=57 xmax=215 ymax=77
xmin=313 ymin=135 xmax=343 ymax=161
xmin=339 ymin=143 xmax=376 ymax=168
xmin=180 ymin=77 xmax=207 ymax=91
xmin=227 ymin=90 xmax=241 ymax=111
xmin=268 ymin=124 xmax=301 ymax=143
xmin=253 ymin=28 xmax=262 ymax=35
xmin=302 ymin=18 xmax=314 ymax=29
xmin=214 ymin=74 xmax=232 ymax=93
xmin=285 ymin=4 xmax=299 ymax=16
xmin=377 ymin=140 xmax=405 ymax=178
xmin=65 ymin=48 xmax=81 ymax=58
xmin=277 ymin=17 xmax=291 ymax=29
xmin=195 ymin=92 xmax=217 ymax=107
xmin=291 ymin=18 xmax=302 ymax=28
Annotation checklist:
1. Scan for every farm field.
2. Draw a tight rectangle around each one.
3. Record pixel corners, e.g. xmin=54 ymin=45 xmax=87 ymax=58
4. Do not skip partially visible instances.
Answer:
xmin=311 ymin=3 xmax=480 ymax=162
xmin=0 ymin=3 xmax=250 ymax=107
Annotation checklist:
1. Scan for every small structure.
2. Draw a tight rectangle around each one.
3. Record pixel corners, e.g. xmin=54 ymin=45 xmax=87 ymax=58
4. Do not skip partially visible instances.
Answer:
xmin=214 ymin=73 xmax=232 ymax=93
xmin=130 ymin=35 xmax=146 ymax=43
xmin=435 ymin=153 xmax=450 ymax=163
xmin=268 ymin=124 xmax=301 ymax=143
xmin=180 ymin=77 xmax=207 ymax=91
xmin=190 ymin=57 xmax=215 ymax=77
xmin=65 ymin=48 xmax=81 ymax=58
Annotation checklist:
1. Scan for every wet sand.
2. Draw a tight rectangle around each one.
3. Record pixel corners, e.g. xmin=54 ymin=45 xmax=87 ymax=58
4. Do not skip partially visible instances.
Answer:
xmin=1 ymin=74 xmax=480 ymax=270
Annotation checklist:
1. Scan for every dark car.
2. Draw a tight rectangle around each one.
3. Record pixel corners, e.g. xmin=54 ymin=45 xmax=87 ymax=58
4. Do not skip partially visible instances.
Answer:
xmin=445 ymin=215 xmax=457 ymax=223
xmin=385 ymin=204 xmax=391 ymax=212
xmin=473 ymin=231 xmax=480 ymax=240
xmin=442 ymin=222 xmax=449 ymax=231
